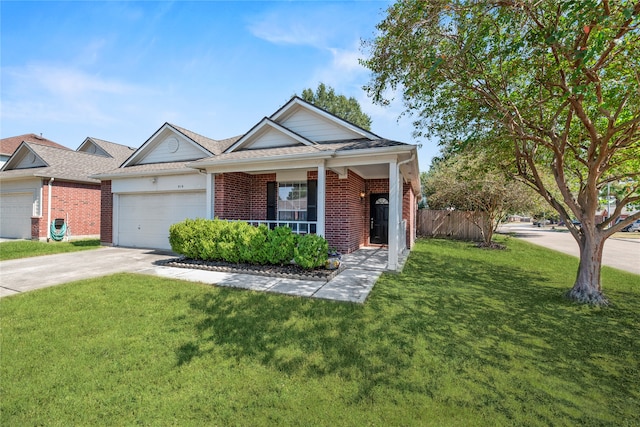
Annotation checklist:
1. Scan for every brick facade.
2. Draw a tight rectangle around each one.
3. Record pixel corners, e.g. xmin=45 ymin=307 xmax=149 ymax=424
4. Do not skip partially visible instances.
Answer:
xmin=324 ymin=170 xmax=366 ymax=254
xmin=35 ymin=179 xmax=101 ymax=240
xmin=214 ymin=172 xmax=252 ymax=219
xmin=212 ymin=169 xmax=417 ymax=255
xmin=100 ymin=180 xmax=113 ymax=245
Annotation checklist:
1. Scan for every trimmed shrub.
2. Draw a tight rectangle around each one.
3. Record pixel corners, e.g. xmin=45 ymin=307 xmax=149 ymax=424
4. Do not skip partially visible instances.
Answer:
xmin=265 ymin=226 xmax=296 ymax=265
xmin=240 ymin=224 xmax=270 ymax=264
xmin=169 ymin=218 xmax=205 ymax=259
xmin=169 ymin=219 xmax=328 ymax=268
xmin=294 ymin=234 xmax=328 ymax=269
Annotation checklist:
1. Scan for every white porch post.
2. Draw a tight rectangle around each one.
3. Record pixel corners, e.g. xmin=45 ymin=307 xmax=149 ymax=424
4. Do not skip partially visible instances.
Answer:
xmin=205 ymin=172 xmax=215 ymax=219
xmin=317 ymin=161 xmax=326 ymax=237
xmin=388 ymin=159 xmax=399 ymax=270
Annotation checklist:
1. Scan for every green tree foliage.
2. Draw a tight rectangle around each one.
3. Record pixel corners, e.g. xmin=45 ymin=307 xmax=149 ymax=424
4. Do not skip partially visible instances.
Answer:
xmin=363 ymin=0 xmax=640 ymax=304
xmin=422 ymin=152 xmax=541 ymax=244
xmin=297 ymin=83 xmax=372 ymax=130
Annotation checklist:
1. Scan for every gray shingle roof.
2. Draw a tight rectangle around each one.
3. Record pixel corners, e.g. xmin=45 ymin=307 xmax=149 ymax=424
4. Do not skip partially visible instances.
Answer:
xmin=1 ymin=134 xmax=68 ymax=156
xmin=0 ymin=142 xmax=124 ymax=184
xmin=94 ymin=161 xmax=198 ymax=178
xmin=169 ymin=124 xmax=240 ymax=156
xmin=87 ymin=137 xmax=136 ymax=163
xmin=188 ymin=138 xmax=412 ymax=165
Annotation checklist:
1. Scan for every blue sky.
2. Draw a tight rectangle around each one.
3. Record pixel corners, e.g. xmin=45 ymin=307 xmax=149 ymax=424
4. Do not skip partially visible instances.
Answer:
xmin=1 ymin=1 xmax=439 ymax=172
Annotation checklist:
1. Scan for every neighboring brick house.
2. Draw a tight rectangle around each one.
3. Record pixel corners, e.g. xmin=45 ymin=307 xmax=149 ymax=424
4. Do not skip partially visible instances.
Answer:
xmin=0 ymin=133 xmax=68 ymax=168
xmin=95 ymin=97 xmax=420 ymax=270
xmin=0 ymin=137 xmax=135 ymax=240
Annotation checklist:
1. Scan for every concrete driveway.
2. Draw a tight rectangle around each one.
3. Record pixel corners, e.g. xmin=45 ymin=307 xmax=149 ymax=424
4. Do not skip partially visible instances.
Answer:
xmin=499 ymin=223 xmax=640 ymax=275
xmin=0 ymin=247 xmax=171 ymax=298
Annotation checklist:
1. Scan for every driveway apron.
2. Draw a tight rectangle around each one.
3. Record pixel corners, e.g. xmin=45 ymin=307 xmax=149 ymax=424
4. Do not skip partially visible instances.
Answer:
xmin=0 ymin=247 xmax=170 ymax=297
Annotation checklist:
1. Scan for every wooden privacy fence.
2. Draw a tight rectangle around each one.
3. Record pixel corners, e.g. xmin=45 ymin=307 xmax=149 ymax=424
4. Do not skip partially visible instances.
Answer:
xmin=417 ymin=209 xmax=486 ymax=241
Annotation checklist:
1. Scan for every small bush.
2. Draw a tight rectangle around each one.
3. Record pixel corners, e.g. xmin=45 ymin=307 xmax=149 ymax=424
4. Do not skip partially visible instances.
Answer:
xmin=294 ymin=234 xmax=328 ymax=269
xmin=265 ymin=226 xmax=296 ymax=265
xmin=241 ymin=224 xmax=270 ymax=264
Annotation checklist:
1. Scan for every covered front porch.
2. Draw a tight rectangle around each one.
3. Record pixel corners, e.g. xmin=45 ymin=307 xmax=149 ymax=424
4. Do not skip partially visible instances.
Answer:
xmin=194 ymin=153 xmax=418 ymax=271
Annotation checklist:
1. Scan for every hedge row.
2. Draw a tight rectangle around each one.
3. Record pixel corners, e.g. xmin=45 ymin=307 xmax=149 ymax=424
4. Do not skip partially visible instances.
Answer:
xmin=168 ymin=218 xmax=328 ymax=269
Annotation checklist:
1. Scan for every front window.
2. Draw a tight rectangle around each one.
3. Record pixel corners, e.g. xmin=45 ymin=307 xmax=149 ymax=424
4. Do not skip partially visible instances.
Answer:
xmin=278 ymin=182 xmax=307 ymax=221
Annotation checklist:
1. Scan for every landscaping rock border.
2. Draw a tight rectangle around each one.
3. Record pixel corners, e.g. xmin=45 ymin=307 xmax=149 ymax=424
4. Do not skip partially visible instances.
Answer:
xmin=159 ymin=257 xmax=346 ymax=282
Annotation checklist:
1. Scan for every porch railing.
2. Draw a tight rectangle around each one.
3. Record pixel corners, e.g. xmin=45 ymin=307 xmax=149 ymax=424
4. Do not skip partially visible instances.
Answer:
xmin=230 ymin=220 xmax=317 ymax=235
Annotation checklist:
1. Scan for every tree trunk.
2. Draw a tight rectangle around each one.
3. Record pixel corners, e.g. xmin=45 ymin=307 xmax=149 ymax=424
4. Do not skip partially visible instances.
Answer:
xmin=566 ymin=233 xmax=608 ymax=305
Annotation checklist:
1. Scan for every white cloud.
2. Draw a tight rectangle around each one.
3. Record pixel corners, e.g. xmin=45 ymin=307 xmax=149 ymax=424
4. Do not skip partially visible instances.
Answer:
xmin=248 ymin=11 xmax=325 ymax=47
xmin=1 ymin=63 xmax=147 ymax=126
xmin=6 ymin=63 xmax=136 ymax=98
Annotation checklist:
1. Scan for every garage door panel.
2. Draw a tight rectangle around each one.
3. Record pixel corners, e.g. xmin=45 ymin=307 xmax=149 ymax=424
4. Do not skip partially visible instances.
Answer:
xmin=117 ymin=192 xmax=205 ymax=250
xmin=0 ymin=193 xmax=34 ymax=239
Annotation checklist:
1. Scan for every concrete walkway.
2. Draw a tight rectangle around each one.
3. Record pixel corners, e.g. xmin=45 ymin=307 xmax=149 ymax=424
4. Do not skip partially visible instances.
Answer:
xmin=0 ymin=246 xmax=405 ymax=303
xmin=498 ymin=223 xmax=640 ymax=275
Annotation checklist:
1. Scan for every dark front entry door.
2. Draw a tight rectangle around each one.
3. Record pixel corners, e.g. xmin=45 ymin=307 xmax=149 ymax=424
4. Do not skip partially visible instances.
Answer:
xmin=370 ymin=193 xmax=389 ymax=244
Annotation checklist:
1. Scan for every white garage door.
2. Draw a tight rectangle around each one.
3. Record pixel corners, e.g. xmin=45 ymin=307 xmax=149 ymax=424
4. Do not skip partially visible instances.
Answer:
xmin=117 ymin=192 xmax=205 ymax=250
xmin=0 ymin=192 xmax=34 ymax=239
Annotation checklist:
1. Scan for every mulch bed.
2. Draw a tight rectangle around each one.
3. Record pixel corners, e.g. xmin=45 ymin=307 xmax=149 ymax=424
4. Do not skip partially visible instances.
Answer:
xmin=475 ymin=241 xmax=507 ymax=250
xmin=159 ymin=257 xmax=346 ymax=282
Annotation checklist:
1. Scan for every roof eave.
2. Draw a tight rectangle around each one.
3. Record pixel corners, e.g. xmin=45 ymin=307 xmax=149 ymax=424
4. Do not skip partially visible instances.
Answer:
xmin=91 ymin=167 xmax=201 ymax=180
xmin=187 ymin=150 xmax=334 ymax=169
xmin=333 ymin=144 xmax=417 ymax=158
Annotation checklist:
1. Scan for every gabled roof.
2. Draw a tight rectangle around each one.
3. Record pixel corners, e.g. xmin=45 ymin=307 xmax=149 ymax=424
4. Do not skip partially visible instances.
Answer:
xmin=190 ymin=138 xmax=412 ymax=166
xmin=225 ymin=96 xmax=380 ymax=154
xmin=270 ymin=97 xmax=380 ymax=139
xmin=120 ymin=122 xmax=240 ymax=167
xmin=0 ymin=142 xmax=124 ymax=184
xmin=0 ymin=133 xmax=68 ymax=156
xmin=170 ymin=124 xmax=239 ymax=156
xmin=224 ymin=117 xmax=317 ymax=152
xmin=96 ymin=97 xmax=420 ymax=195
xmin=77 ymin=137 xmax=136 ymax=163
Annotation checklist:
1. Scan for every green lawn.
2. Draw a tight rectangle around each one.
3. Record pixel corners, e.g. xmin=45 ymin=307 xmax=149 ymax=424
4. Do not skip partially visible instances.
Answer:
xmin=1 ymin=237 xmax=638 ymax=426
xmin=0 ymin=239 xmax=101 ymax=261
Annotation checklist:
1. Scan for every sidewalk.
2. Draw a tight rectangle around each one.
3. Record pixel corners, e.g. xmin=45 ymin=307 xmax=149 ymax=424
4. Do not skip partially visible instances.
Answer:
xmin=1 ymin=246 xmax=407 ymax=302
xmin=140 ymin=246 xmax=407 ymax=303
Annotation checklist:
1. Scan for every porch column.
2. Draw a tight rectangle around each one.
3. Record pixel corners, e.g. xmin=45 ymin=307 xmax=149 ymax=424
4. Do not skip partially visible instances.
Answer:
xmin=317 ymin=161 xmax=326 ymax=237
xmin=205 ymin=173 xmax=215 ymax=219
xmin=388 ymin=159 xmax=399 ymax=270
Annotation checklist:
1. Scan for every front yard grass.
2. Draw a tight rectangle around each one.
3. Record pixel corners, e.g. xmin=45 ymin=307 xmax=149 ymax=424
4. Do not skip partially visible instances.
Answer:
xmin=0 ymin=239 xmax=100 ymax=261
xmin=1 ymin=237 xmax=638 ymax=426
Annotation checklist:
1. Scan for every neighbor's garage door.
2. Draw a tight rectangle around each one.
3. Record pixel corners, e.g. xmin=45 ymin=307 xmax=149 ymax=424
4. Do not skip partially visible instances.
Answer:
xmin=117 ymin=192 xmax=205 ymax=250
xmin=0 ymin=192 xmax=33 ymax=239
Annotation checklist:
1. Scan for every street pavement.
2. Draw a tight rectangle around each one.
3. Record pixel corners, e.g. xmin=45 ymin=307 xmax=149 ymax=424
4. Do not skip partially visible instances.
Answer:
xmin=498 ymin=223 xmax=640 ymax=275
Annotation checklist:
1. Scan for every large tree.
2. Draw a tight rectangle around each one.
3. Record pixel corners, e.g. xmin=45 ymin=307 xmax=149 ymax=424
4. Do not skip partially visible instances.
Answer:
xmin=296 ymin=83 xmax=372 ymax=130
xmin=363 ymin=1 xmax=640 ymax=304
xmin=422 ymin=151 xmax=540 ymax=245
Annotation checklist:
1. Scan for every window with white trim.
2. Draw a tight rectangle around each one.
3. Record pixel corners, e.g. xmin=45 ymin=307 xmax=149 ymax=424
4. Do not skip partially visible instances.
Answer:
xmin=277 ymin=182 xmax=307 ymax=221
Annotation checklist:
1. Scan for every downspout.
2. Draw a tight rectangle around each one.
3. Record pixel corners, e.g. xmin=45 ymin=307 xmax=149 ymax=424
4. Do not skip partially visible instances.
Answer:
xmin=47 ymin=177 xmax=54 ymax=241
xmin=396 ymin=153 xmax=415 ymax=253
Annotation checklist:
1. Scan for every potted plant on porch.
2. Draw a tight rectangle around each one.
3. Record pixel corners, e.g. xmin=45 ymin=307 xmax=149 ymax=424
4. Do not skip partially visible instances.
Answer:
xmin=326 ymin=247 xmax=342 ymax=270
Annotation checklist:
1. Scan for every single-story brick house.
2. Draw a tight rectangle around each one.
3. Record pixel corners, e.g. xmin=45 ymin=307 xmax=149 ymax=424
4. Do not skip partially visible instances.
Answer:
xmin=0 ymin=133 xmax=68 ymax=168
xmin=95 ymin=97 xmax=421 ymax=270
xmin=0 ymin=137 xmax=135 ymax=240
